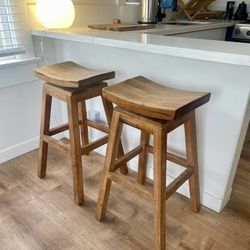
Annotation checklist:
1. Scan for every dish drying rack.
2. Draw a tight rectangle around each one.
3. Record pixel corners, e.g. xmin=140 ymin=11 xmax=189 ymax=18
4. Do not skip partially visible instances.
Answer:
xmin=170 ymin=0 xmax=223 ymax=20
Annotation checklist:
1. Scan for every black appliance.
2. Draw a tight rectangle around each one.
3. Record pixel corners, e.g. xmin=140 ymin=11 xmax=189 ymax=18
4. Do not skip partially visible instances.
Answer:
xmin=224 ymin=1 xmax=235 ymax=20
xmin=234 ymin=1 xmax=248 ymax=21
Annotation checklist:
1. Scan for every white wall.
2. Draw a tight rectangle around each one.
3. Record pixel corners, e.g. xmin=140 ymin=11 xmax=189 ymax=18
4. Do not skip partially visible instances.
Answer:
xmin=0 ymin=38 xmax=63 ymax=164
xmin=0 ymin=78 xmax=63 ymax=164
xmin=0 ymin=72 xmax=41 ymax=163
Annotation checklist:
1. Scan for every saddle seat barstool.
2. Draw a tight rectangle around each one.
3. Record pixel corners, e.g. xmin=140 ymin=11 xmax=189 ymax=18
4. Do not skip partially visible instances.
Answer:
xmin=34 ymin=61 xmax=127 ymax=206
xmin=95 ymin=76 xmax=211 ymax=250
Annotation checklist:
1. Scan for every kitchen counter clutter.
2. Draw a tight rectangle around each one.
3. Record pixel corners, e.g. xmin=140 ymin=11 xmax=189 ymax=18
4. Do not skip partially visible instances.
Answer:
xmin=31 ymin=20 xmax=250 ymax=67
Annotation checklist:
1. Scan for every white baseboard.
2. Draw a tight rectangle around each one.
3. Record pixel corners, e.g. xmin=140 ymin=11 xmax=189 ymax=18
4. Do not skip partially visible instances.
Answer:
xmin=220 ymin=188 xmax=232 ymax=212
xmin=0 ymin=134 xmax=65 ymax=165
xmin=0 ymin=137 xmax=40 ymax=164
xmin=146 ymin=165 xmax=231 ymax=213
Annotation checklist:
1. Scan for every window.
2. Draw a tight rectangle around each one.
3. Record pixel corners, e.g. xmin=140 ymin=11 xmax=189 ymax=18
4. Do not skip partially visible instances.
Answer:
xmin=0 ymin=0 xmax=32 ymax=59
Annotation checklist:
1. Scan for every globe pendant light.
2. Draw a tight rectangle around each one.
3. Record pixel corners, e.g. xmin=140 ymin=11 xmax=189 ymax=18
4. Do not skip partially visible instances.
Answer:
xmin=37 ymin=0 xmax=75 ymax=29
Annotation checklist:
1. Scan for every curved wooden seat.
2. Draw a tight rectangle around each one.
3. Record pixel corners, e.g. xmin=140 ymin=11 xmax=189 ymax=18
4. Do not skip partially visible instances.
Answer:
xmin=35 ymin=61 xmax=127 ymax=206
xmin=97 ymin=76 xmax=211 ymax=249
xmin=34 ymin=61 xmax=115 ymax=88
xmin=103 ymin=76 xmax=211 ymax=120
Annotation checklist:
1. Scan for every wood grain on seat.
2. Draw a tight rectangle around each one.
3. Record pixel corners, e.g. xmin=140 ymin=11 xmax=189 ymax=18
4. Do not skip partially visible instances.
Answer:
xmin=34 ymin=61 xmax=115 ymax=88
xmin=103 ymin=76 xmax=211 ymax=120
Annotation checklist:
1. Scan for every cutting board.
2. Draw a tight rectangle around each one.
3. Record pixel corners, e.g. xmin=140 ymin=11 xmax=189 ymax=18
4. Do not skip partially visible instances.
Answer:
xmin=88 ymin=23 xmax=155 ymax=31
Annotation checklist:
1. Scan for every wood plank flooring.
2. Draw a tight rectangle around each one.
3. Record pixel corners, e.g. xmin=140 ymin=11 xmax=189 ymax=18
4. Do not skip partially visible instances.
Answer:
xmin=0 ymin=147 xmax=250 ymax=250
xmin=228 ymin=123 xmax=250 ymax=218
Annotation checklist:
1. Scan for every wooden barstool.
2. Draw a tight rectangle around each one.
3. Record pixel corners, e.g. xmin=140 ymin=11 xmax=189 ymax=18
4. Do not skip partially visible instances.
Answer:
xmin=95 ymin=76 xmax=211 ymax=249
xmin=34 ymin=61 xmax=127 ymax=206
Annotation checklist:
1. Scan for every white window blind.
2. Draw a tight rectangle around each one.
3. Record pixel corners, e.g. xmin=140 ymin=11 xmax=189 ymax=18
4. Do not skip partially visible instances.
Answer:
xmin=0 ymin=0 xmax=27 ymax=58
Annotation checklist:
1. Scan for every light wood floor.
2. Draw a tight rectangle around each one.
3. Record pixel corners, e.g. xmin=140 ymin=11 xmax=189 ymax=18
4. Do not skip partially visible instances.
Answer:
xmin=228 ymin=124 xmax=250 ymax=218
xmin=0 ymin=147 xmax=250 ymax=250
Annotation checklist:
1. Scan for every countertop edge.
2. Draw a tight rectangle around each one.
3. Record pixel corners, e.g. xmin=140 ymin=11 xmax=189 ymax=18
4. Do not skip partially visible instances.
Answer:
xmin=31 ymin=28 xmax=250 ymax=67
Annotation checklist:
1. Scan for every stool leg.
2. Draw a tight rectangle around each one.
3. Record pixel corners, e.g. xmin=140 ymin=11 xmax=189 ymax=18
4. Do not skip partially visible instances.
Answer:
xmin=67 ymin=96 xmax=84 ymax=206
xmin=153 ymin=127 xmax=167 ymax=250
xmin=38 ymin=87 xmax=52 ymax=178
xmin=137 ymin=131 xmax=150 ymax=185
xmin=101 ymin=97 xmax=128 ymax=175
xmin=78 ymin=101 xmax=89 ymax=149
xmin=184 ymin=111 xmax=201 ymax=213
xmin=96 ymin=110 xmax=123 ymax=221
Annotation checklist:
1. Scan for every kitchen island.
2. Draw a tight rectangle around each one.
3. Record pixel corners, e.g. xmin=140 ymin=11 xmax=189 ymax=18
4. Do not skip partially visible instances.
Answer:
xmin=32 ymin=22 xmax=250 ymax=212
xmin=32 ymin=21 xmax=250 ymax=66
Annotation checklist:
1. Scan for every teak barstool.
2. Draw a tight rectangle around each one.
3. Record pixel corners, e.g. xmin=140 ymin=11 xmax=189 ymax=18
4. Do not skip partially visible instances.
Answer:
xmin=34 ymin=61 xmax=127 ymax=206
xmin=96 ymin=76 xmax=211 ymax=250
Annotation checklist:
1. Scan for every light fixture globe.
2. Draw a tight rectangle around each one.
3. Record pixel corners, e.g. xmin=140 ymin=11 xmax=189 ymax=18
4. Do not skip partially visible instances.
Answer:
xmin=37 ymin=0 xmax=75 ymax=29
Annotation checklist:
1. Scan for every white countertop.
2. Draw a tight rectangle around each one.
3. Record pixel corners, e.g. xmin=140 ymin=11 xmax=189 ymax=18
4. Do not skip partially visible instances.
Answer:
xmin=32 ymin=21 xmax=250 ymax=67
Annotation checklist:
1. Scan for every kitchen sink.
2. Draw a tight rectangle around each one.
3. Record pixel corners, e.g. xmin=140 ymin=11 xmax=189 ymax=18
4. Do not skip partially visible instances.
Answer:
xmin=161 ymin=21 xmax=212 ymax=25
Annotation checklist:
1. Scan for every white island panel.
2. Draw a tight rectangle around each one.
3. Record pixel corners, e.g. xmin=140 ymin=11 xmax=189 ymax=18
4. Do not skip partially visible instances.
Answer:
xmin=32 ymin=26 xmax=250 ymax=212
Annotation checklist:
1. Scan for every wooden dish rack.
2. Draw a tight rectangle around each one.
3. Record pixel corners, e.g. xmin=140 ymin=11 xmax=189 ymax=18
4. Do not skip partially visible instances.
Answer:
xmin=171 ymin=0 xmax=223 ymax=20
